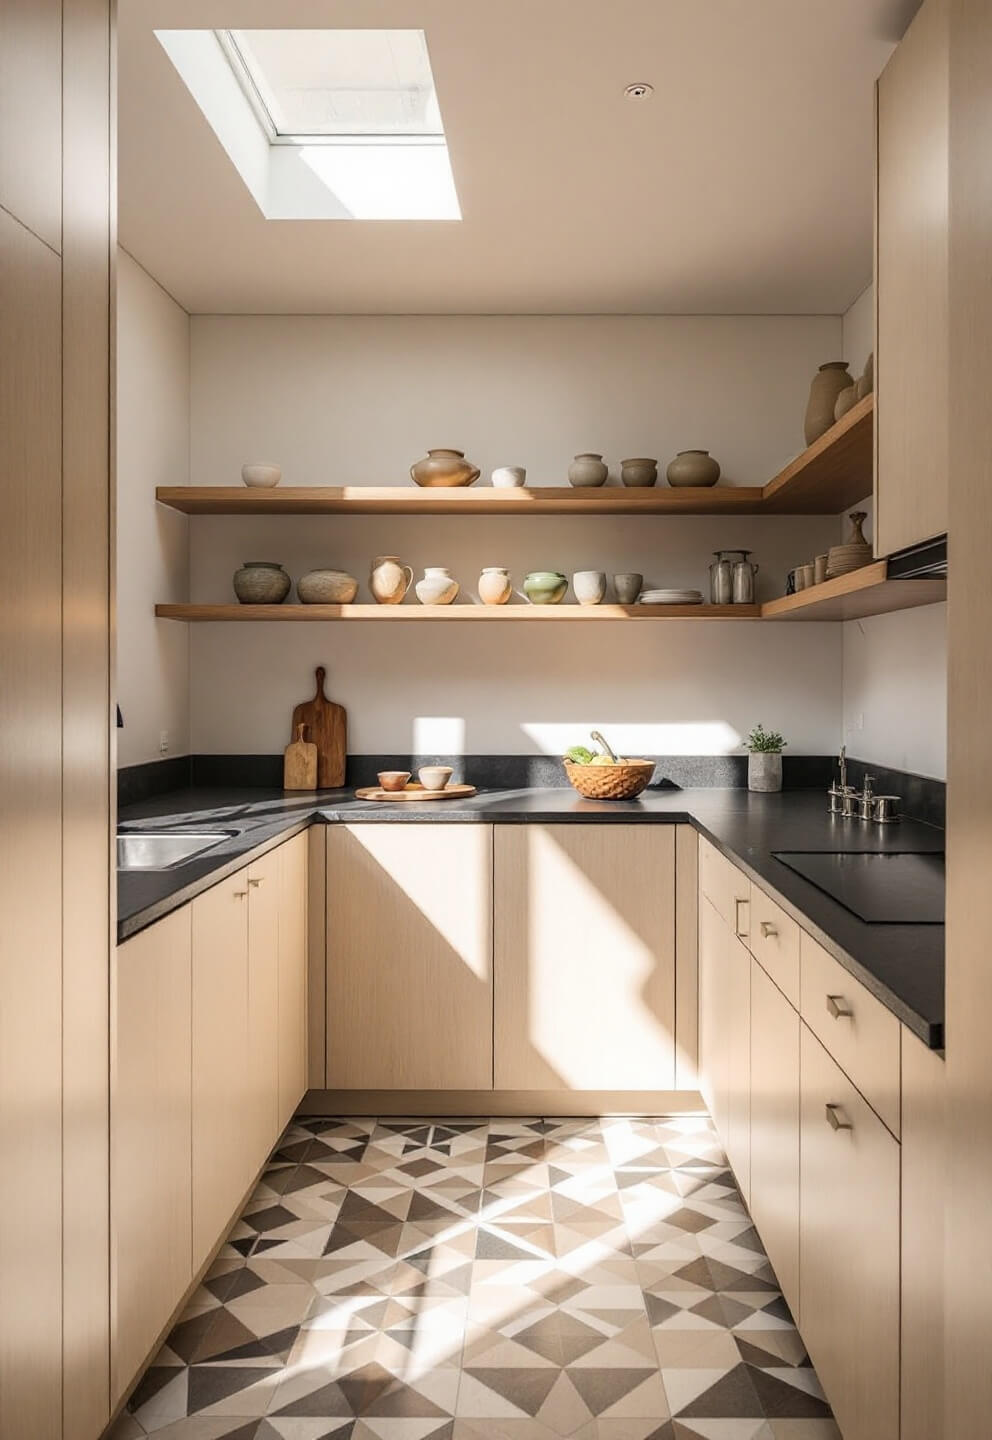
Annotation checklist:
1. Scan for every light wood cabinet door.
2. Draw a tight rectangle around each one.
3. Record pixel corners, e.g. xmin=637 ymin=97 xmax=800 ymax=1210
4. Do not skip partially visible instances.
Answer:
xmin=191 ymin=872 xmax=250 ymax=1271
xmin=112 ymin=908 xmax=192 ymax=1406
xmin=278 ymin=832 xmax=309 ymax=1129
xmin=800 ymin=1026 xmax=900 ymax=1440
xmin=698 ymin=894 xmax=730 ymax=1139
xmin=726 ymin=934 xmax=751 ymax=1203
xmin=247 ymin=850 xmax=281 ymax=1163
xmin=901 ymin=1030 xmax=945 ymax=1440
xmin=494 ymin=825 xmax=675 ymax=1090
xmin=0 ymin=0 xmax=62 ymax=252
xmin=749 ymin=959 xmax=800 ymax=1319
xmin=326 ymin=825 xmax=494 ymax=1090
xmin=876 ymin=0 xmax=949 ymax=554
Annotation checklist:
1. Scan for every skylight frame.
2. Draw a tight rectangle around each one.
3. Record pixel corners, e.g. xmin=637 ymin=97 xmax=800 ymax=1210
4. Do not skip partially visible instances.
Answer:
xmin=214 ymin=28 xmax=447 ymax=147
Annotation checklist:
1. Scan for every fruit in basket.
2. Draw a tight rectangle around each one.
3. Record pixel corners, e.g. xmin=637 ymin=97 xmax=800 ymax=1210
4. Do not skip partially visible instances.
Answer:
xmin=565 ymin=745 xmax=596 ymax=765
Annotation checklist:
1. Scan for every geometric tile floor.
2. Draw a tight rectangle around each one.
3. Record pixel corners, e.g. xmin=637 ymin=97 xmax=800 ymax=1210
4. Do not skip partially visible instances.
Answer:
xmin=109 ymin=1116 xmax=839 ymax=1440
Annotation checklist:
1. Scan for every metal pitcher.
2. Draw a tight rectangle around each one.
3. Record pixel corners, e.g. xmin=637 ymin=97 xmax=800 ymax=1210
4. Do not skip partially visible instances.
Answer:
xmin=709 ymin=550 xmax=748 ymax=605
xmin=731 ymin=553 xmax=759 ymax=604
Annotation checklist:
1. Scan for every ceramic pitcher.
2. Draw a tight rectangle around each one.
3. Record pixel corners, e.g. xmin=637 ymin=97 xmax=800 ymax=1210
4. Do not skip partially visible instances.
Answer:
xmin=369 ymin=555 xmax=413 ymax=604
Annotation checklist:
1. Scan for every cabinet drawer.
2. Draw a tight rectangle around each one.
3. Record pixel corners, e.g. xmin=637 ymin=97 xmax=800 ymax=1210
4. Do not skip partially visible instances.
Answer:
xmin=748 ymin=886 xmax=800 ymax=1008
xmin=698 ymin=837 xmax=750 ymax=935
xmin=800 ymin=1027 xmax=900 ymax=1440
xmin=800 ymin=933 xmax=901 ymax=1137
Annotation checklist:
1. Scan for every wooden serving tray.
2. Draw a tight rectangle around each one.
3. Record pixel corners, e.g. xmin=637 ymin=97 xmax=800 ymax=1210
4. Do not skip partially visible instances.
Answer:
xmin=354 ymin=783 xmax=477 ymax=803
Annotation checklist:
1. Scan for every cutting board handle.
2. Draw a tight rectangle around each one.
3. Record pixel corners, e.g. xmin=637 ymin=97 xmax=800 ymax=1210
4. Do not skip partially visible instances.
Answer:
xmin=314 ymin=665 xmax=327 ymax=697
xmin=295 ymin=721 xmax=307 ymax=743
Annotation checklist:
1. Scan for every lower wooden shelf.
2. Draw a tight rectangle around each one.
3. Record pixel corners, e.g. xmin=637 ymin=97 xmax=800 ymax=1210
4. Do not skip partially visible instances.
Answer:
xmin=760 ymin=561 xmax=946 ymax=621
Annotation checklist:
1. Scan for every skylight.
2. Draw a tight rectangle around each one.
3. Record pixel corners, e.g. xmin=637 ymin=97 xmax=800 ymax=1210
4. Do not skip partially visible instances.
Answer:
xmin=155 ymin=28 xmax=461 ymax=221
xmin=219 ymin=29 xmax=443 ymax=140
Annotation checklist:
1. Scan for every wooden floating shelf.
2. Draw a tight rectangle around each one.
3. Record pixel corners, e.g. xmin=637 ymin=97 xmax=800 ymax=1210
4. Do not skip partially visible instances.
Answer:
xmin=155 ymin=603 xmax=761 ymax=622
xmin=156 ymin=395 xmax=873 ymax=518
xmin=760 ymin=560 xmax=946 ymax=621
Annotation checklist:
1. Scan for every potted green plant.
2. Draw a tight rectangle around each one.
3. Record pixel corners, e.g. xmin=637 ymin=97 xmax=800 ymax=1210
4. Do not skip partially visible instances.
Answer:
xmin=745 ymin=723 xmax=786 ymax=792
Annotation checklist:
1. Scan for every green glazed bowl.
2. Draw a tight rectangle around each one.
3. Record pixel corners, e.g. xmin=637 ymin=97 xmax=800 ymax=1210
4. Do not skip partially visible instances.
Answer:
xmin=523 ymin=571 xmax=568 ymax=604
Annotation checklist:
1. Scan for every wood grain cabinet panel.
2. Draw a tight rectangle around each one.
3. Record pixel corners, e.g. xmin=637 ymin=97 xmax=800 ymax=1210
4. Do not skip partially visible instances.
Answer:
xmin=800 ymin=1026 xmax=900 ymax=1440
xmin=278 ymin=832 xmax=309 ymax=1128
xmin=900 ymin=1029 xmax=945 ymax=1440
xmin=112 ymin=908 xmax=192 ymax=1406
xmin=748 ymin=959 xmax=800 ymax=1319
xmin=876 ymin=0 xmax=949 ymax=554
xmin=725 ymin=934 xmax=751 ymax=1204
xmin=191 ymin=872 xmax=250 ymax=1272
xmin=747 ymin=886 xmax=800 ymax=1008
xmin=247 ymin=850 xmax=281 ymax=1163
xmin=326 ymin=825 xmax=494 ymax=1090
xmin=0 ymin=0 xmax=62 ymax=252
xmin=494 ymin=825 xmax=675 ymax=1090
xmin=698 ymin=894 xmax=730 ymax=1139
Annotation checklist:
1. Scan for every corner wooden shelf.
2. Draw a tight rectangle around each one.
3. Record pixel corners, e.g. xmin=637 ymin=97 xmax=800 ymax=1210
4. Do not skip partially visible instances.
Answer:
xmin=154 ymin=602 xmax=761 ymax=622
xmin=154 ymin=395 xmax=873 ymax=518
xmin=760 ymin=560 xmax=946 ymax=621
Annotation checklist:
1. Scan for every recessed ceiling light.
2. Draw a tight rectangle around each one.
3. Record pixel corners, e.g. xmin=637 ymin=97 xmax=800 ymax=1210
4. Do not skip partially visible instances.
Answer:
xmin=623 ymin=83 xmax=654 ymax=100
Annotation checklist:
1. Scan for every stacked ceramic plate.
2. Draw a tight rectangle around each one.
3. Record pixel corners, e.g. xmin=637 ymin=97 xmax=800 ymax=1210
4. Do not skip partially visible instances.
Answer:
xmin=639 ymin=588 xmax=704 ymax=605
xmin=826 ymin=544 xmax=872 ymax=578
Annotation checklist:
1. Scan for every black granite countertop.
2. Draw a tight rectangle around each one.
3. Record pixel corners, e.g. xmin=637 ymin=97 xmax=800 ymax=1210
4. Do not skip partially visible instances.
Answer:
xmin=118 ymin=785 xmax=945 ymax=1048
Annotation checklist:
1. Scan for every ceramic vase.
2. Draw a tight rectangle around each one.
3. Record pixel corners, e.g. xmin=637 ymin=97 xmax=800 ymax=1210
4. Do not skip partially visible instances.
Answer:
xmin=410 ymin=448 xmax=480 ymax=487
xmin=748 ymin=752 xmax=783 ymax=793
xmin=369 ymin=555 xmax=413 ymax=604
xmin=573 ymin=570 xmax=607 ymax=605
xmin=568 ymin=453 xmax=608 ymax=487
xmin=666 ymin=450 xmax=721 ymax=488
xmin=233 ymin=561 xmax=291 ymax=605
xmin=620 ymin=458 xmax=657 ymax=488
xmin=804 ymin=362 xmax=853 ymax=444
xmin=491 ymin=467 xmax=526 ymax=488
xmin=296 ymin=569 xmax=359 ymax=604
xmin=478 ymin=567 xmax=512 ymax=605
xmin=415 ymin=566 xmax=459 ymax=605
xmin=523 ymin=571 xmax=568 ymax=604
xmin=834 ymin=384 xmax=859 ymax=421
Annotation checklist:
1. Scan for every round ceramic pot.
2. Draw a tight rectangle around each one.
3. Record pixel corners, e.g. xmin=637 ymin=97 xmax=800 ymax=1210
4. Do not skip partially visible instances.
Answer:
xmin=369 ymin=555 xmax=413 ymax=604
xmin=241 ymin=463 xmax=282 ymax=488
xmin=568 ymin=453 xmax=608 ymax=487
xmin=834 ymin=384 xmax=859 ymax=422
xmin=666 ymin=450 xmax=721 ymax=488
xmin=523 ymin=571 xmax=568 ymax=604
xmin=572 ymin=570 xmax=607 ymax=605
xmin=233 ymin=561 xmax=291 ymax=605
xmin=620 ymin=457 xmax=657 ymax=488
xmin=613 ymin=572 xmax=643 ymax=603
xmin=296 ymin=569 xmax=359 ymax=604
xmin=478 ymin=567 xmax=512 ymax=605
xmin=804 ymin=362 xmax=853 ymax=444
xmin=855 ymin=352 xmax=874 ymax=400
xmin=410 ymin=448 xmax=480 ymax=487
xmin=748 ymin=752 xmax=783 ymax=793
xmin=415 ymin=566 xmax=459 ymax=605
xmin=491 ymin=466 xmax=526 ymax=488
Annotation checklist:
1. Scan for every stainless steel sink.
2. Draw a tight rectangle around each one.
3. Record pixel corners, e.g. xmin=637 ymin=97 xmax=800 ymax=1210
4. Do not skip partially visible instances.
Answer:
xmin=117 ymin=832 xmax=233 ymax=870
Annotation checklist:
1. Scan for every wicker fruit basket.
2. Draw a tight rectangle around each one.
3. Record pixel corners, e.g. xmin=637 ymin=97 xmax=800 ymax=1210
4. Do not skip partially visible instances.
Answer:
xmin=563 ymin=758 xmax=655 ymax=800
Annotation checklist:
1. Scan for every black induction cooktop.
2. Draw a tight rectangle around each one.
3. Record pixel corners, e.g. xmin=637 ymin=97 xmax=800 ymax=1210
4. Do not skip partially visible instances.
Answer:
xmin=772 ymin=851 xmax=945 ymax=924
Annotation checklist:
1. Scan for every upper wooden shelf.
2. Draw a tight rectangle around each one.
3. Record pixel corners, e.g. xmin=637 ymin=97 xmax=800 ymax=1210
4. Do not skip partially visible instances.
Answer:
xmin=761 ymin=559 xmax=946 ymax=621
xmin=155 ymin=395 xmax=874 ymax=518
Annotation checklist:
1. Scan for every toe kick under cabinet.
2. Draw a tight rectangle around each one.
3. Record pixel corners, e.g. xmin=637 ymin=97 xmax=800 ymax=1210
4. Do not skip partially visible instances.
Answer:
xmin=323 ymin=822 xmax=692 ymax=1102
xmin=696 ymin=837 xmax=945 ymax=1440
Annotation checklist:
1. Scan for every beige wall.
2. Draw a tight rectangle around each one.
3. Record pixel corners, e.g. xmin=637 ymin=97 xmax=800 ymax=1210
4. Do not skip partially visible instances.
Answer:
xmin=116 ymin=249 xmax=190 ymax=766
xmin=842 ymin=282 xmax=874 ymax=374
xmin=187 ymin=313 xmax=845 ymax=757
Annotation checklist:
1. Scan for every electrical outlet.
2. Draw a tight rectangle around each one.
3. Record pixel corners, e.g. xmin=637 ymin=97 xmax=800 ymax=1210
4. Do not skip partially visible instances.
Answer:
xmin=159 ymin=730 xmax=169 ymax=756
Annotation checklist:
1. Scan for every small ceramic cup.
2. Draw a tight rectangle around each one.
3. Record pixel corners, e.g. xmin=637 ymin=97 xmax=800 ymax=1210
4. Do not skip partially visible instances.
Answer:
xmin=799 ymin=563 xmax=815 ymax=590
xmin=241 ymin=463 xmax=282 ymax=488
xmin=814 ymin=553 xmax=829 ymax=585
xmin=573 ymin=570 xmax=607 ymax=605
xmin=378 ymin=771 xmax=411 ymax=792
xmin=491 ymin=466 xmax=526 ymax=488
xmin=418 ymin=765 xmax=453 ymax=792
xmin=613 ymin=572 xmax=643 ymax=604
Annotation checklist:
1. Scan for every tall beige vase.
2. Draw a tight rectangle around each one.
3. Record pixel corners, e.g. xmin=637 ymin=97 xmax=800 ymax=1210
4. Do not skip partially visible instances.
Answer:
xmin=804 ymin=362 xmax=853 ymax=445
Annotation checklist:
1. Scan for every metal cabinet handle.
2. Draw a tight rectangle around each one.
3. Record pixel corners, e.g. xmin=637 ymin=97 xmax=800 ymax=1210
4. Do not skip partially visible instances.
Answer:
xmin=232 ymin=889 xmax=248 ymax=898
xmin=825 ymin=1103 xmax=852 ymax=1131
xmin=248 ymin=877 xmax=264 ymax=887
xmin=826 ymin=993 xmax=853 ymax=1020
xmin=735 ymin=896 xmax=749 ymax=938
xmin=760 ymin=920 xmax=777 ymax=938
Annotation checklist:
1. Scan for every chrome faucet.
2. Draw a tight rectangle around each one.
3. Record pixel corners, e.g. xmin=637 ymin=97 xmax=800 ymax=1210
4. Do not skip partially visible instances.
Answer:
xmin=828 ymin=746 xmax=855 ymax=814
xmin=858 ymin=773 xmax=875 ymax=821
xmin=839 ymin=745 xmax=847 ymax=790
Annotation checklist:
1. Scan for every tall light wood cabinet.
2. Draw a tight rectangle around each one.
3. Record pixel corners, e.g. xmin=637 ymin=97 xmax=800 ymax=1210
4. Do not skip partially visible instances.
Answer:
xmin=112 ymin=907 xmax=193 ymax=1406
xmin=278 ymin=833 xmax=309 ymax=1128
xmin=900 ymin=1032 xmax=945 ymax=1440
xmin=247 ymin=851 xmax=281 ymax=1164
xmin=326 ymin=824 xmax=494 ymax=1090
xmin=748 ymin=958 xmax=800 ymax=1318
xmin=191 ymin=872 xmax=251 ymax=1272
xmin=494 ymin=825 xmax=676 ymax=1090
xmin=876 ymin=0 xmax=949 ymax=555
xmin=799 ymin=1026 xmax=900 ymax=1440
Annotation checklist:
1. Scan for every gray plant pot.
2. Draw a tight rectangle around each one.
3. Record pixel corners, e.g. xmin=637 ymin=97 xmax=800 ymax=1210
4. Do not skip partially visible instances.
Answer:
xmin=748 ymin=752 xmax=783 ymax=792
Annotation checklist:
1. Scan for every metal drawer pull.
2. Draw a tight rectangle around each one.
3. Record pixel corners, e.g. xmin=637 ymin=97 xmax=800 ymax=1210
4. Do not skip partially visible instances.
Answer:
xmin=759 ymin=920 xmax=778 ymax=938
xmin=825 ymin=1103 xmax=852 ymax=1131
xmin=248 ymin=877 xmax=265 ymax=887
xmin=233 ymin=889 xmax=248 ymax=898
xmin=735 ymin=897 xmax=749 ymax=938
xmin=826 ymin=993 xmax=853 ymax=1020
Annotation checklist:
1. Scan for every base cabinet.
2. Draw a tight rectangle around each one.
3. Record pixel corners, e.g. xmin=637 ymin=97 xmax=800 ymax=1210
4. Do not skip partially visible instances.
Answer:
xmin=278 ymin=832 xmax=309 ymax=1129
xmin=748 ymin=958 xmax=800 ymax=1318
xmin=494 ymin=825 xmax=676 ymax=1089
xmin=698 ymin=870 xmax=750 ymax=1198
xmin=799 ymin=1026 xmax=900 ymax=1440
xmin=112 ymin=907 xmax=193 ymax=1406
xmin=699 ymin=895 xmax=730 ymax=1135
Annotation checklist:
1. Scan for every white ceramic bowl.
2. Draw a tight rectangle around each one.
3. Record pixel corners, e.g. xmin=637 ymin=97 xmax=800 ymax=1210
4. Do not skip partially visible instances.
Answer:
xmin=241 ymin=463 xmax=282 ymax=488
xmin=418 ymin=765 xmax=453 ymax=792
xmin=491 ymin=466 xmax=527 ymax=488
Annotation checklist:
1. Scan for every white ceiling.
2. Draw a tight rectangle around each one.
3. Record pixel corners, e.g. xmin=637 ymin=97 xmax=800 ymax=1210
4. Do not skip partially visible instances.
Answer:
xmin=119 ymin=0 xmax=899 ymax=315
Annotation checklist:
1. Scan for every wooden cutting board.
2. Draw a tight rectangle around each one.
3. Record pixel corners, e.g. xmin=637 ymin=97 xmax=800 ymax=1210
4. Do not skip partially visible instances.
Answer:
xmin=291 ymin=666 xmax=346 ymax=787
xmin=283 ymin=723 xmax=317 ymax=791
xmin=355 ymin=784 xmax=477 ymax=802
